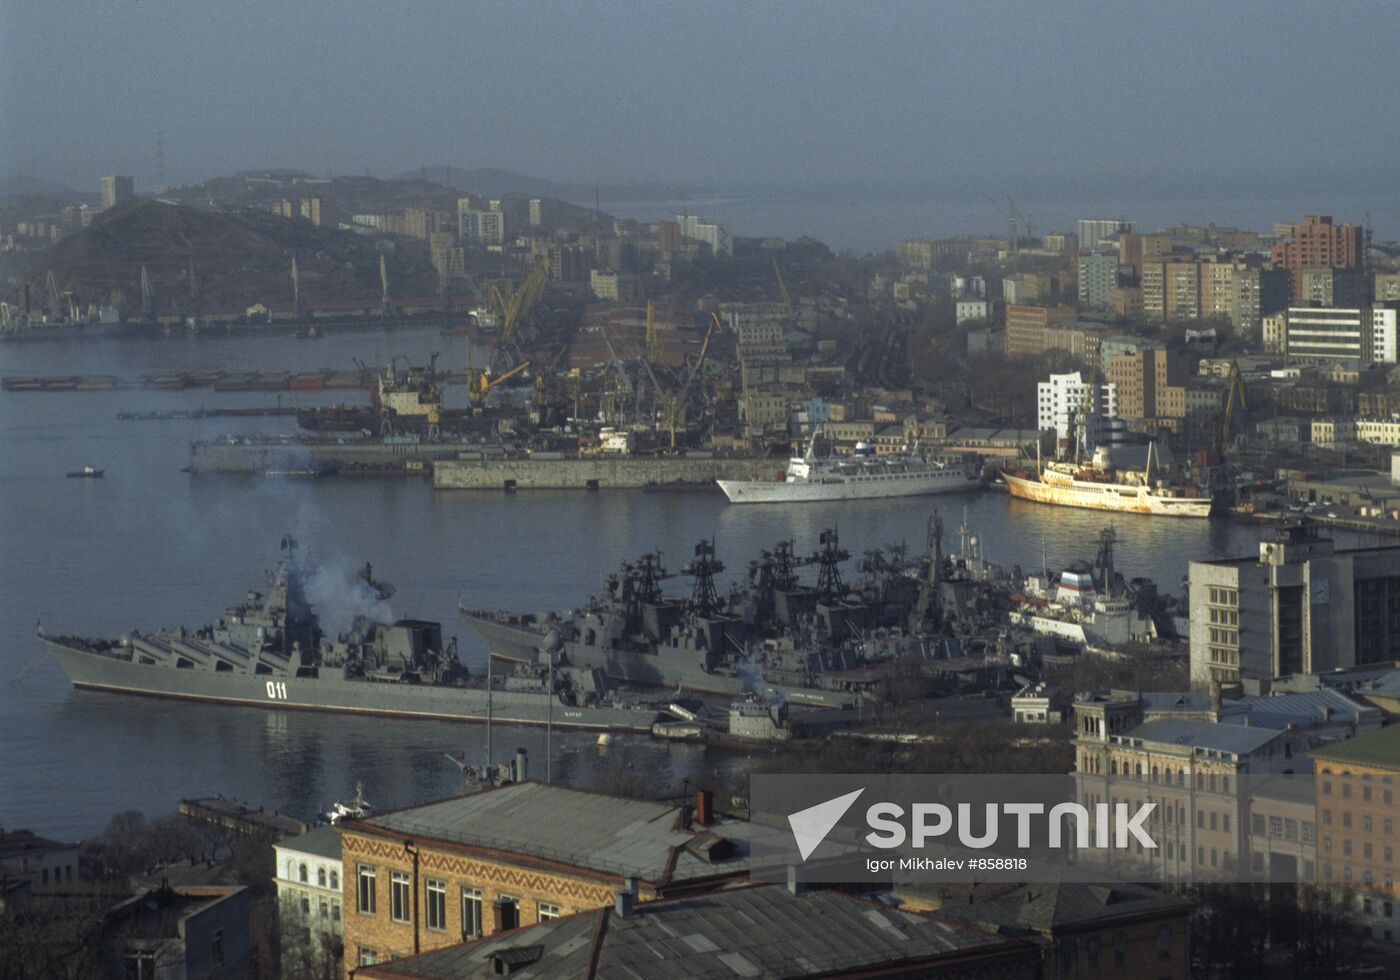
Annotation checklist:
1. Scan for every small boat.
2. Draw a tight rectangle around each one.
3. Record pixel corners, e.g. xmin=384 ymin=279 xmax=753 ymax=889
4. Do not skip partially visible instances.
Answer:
xmin=323 ymin=783 xmax=373 ymax=825
xmin=67 ymin=466 xmax=104 ymax=478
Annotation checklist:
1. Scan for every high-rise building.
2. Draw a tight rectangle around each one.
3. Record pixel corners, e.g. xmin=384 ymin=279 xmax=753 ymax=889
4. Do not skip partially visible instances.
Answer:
xmin=1270 ymin=215 xmax=1364 ymax=302
xmin=1189 ymin=525 xmax=1400 ymax=688
xmin=1376 ymin=273 xmax=1400 ymax=304
xmin=1105 ymin=346 xmax=1188 ymax=424
xmin=1285 ymin=306 xmax=1370 ymax=364
xmin=527 ymin=198 xmax=547 ymax=227
xmin=1037 ymin=371 xmax=1119 ymax=449
xmin=460 ymin=209 xmax=506 ymax=246
xmin=676 ymin=214 xmax=731 ymax=257
xmin=1077 ymin=218 xmax=1134 ymax=251
xmin=1077 ymin=254 xmax=1118 ymax=310
xmin=99 ymin=175 xmax=134 ymax=208
xmin=1004 ymin=304 xmax=1075 ymax=357
xmin=1300 ymin=267 xmax=1368 ymax=308
xmin=1142 ymin=261 xmax=1205 ymax=321
xmin=1371 ymin=306 xmax=1399 ymax=365
xmin=1232 ymin=265 xmax=1290 ymax=337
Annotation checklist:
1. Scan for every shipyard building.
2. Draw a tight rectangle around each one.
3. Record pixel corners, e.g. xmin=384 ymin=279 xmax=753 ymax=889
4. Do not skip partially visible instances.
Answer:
xmin=1189 ymin=524 xmax=1400 ymax=689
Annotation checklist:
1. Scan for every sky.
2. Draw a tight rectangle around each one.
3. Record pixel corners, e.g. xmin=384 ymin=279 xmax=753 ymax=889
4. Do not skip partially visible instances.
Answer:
xmin=3 ymin=1 xmax=1398 ymax=210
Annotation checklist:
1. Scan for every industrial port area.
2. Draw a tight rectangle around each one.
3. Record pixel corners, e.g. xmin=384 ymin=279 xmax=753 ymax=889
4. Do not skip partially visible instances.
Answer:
xmin=9 ymin=4 xmax=1400 ymax=979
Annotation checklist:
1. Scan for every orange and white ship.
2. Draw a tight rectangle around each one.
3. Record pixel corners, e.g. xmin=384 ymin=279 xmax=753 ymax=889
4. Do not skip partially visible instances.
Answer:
xmin=1001 ymin=443 xmax=1214 ymax=518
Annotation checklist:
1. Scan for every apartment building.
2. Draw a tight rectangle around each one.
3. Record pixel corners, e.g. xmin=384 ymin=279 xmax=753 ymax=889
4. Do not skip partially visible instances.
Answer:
xmin=1077 ymin=254 xmax=1119 ymax=309
xmin=1311 ymin=727 xmax=1400 ymax=941
xmin=1271 ymin=215 xmax=1364 ymax=302
xmin=1004 ymin=304 xmax=1075 ymax=357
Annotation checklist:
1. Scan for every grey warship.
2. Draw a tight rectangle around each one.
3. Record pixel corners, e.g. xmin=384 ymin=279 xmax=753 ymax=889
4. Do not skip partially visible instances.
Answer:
xmin=38 ymin=538 xmax=668 ymax=732
xmin=462 ymin=527 xmax=990 ymax=707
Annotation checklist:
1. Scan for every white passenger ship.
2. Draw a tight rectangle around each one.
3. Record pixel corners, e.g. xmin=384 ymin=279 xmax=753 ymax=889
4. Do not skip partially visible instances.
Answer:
xmin=717 ymin=433 xmax=981 ymax=504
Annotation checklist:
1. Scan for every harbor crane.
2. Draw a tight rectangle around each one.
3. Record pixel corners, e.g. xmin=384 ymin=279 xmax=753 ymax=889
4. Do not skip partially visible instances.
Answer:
xmin=1207 ymin=360 xmax=1248 ymax=458
xmin=467 ymin=264 xmax=545 ymax=410
xmin=639 ymin=313 xmax=718 ymax=451
xmin=772 ymin=258 xmax=794 ymax=311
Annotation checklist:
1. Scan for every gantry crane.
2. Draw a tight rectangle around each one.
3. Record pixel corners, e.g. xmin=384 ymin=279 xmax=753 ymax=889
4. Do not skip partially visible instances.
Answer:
xmin=640 ymin=313 xmax=718 ymax=450
xmin=467 ymin=264 xmax=546 ymax=410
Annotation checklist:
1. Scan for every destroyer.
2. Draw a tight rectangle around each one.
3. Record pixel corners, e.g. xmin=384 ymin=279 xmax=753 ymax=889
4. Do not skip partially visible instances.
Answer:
xmin=717 ymin=431 xmax=981 ymax=504
xmin=37 ymin=538 xmax=669 ymax=732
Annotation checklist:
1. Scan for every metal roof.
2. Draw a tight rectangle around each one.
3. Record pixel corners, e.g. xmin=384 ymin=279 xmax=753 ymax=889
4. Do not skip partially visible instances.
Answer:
xmin=1311 ymin=725 xmax=1400 ymax=771
xmin=274 ymin=825 xmax=342 ymax=862
xmin=357 ymin=782 xmax=748 ymax=884
xmin=1126 ymin=719 xmax=1284 ymax=756
xmin=1228 ymin=689 xmax=1375 ymax=730
xmin=358 ymin=884 xmax=1033 ymax=979
xmin=938 ymin=881 xmax=1188 ymax=934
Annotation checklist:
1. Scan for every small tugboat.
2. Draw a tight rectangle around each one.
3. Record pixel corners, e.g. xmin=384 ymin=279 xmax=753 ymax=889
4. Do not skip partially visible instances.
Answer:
xmin=66 ymin=465 xmax=104 ymax=478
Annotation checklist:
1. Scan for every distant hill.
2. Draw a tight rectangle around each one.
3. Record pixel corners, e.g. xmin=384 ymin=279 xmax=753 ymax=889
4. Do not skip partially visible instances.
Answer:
xmin=396 ymin=166 xmax=708 ymax=203
xmin=0 ymin=175 xmax=90 ymax=202
xmin=16 ymin=199 xmax=440 ymax=313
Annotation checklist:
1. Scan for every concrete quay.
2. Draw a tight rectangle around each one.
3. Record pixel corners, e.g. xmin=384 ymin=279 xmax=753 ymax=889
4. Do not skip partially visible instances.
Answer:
xmin=432 ymin=455 xmax=776 ymax=490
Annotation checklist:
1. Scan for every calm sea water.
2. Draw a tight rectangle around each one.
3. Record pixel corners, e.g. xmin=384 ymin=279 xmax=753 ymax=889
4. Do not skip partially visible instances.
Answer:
xmin=0 ymin=326 xmax=1372 ymax=840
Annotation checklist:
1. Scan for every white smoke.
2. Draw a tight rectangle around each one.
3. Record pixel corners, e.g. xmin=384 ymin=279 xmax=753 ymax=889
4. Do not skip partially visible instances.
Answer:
xmin=302 ymin=556 xmax=396 ymax=637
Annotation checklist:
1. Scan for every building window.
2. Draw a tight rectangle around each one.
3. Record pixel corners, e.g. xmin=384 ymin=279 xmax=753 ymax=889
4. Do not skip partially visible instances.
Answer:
xmin=211 ymin=928 xmax=225 ymax=964
xmin=462 ymin=887 xmax=483 ymax=938
xmin=330 ymin=870 xmax=339 ymax=890
xmin=358 ymin=947 xmax=378 ymax=967
xmin=299 ymin=862 xmax=308 ymax=883
xmin=320 ymin=899 xmax=329 ymax=919
xmin=390 ymin=871 xmax=411 ymax=923
xmin=318 ymin=867 xmax=326 ymax=888
xmin=332 ymin=902 xmax=341 ymax=922
xmin=538 ymin=902 xmax=560 ymax=921
xmin=124 ymin=952 xmax=156 ymax=980
xmin=1113 ymin=933 xmax=1127 ymax=968
xmin=1158 ymin=926 xmax=1172 ymax=959
xmin=426 ymin=879 xmax=447 ymax=931
xmin=300 ymin=896 xmax=310 ymax=916
xmin=357 ymin=865 xmax=376 ymax=915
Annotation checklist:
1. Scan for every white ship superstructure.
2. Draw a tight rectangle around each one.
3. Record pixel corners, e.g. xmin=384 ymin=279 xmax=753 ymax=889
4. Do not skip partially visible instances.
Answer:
xmin=717 ymin=434 xmax=981 ymax=504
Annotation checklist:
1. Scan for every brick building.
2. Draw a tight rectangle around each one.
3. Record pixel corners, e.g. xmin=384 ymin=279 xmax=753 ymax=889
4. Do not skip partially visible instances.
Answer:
xmin=1271 ymin=215 xmax=1364 ymax=302
xmin=339 ymin=783 xmax=746 ymax=971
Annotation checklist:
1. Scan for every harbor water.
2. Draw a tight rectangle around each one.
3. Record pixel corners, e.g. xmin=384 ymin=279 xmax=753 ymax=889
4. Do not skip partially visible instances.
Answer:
xmin=0 ymin=326 xmax=1376 ymax=839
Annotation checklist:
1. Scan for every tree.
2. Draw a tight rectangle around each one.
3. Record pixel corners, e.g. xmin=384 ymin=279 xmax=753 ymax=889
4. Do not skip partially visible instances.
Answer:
xmin=1293 ymin=885 xmax=1351 ymax=979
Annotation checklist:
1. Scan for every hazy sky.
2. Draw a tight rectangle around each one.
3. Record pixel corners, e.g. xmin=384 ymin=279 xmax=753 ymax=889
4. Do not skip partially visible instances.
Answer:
xmin=4 ymin=0 xmax=1398 ymax=196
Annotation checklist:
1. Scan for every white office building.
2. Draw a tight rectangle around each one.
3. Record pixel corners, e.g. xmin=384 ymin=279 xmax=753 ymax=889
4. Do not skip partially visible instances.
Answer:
xmin=1371 ymin=306 xmax=1399 ymax=365
xmin=1037 ymin=371 xmax=1120 ymax=450
xmin=676 ymin=214 xmax=732 ymax=257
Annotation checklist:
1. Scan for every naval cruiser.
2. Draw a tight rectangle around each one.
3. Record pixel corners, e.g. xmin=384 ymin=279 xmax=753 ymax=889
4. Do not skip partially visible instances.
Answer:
xmin=463 ymin=530 xmax=960 ymax=708
xmin=716 ymin=431 xmax=981 ymax=504
xmin=38 ymin=538 xmax=668 ymax=732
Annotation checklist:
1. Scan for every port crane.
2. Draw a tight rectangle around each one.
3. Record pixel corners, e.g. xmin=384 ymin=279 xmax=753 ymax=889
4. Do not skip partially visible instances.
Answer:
xmin=467 ymin=264 xmax=545 ymax=410
xmin=1205 ymin=360 xmax=1247 ymax=458
xmin=639 ymin=313 xmax=718 ymax=450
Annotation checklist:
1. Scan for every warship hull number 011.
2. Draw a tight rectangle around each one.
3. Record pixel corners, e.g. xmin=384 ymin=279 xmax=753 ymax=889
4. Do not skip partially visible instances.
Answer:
xmin=717 ymin=432 xmax=982 ymax=504
xmin=36 ymin=536 xmax=674 ymax=733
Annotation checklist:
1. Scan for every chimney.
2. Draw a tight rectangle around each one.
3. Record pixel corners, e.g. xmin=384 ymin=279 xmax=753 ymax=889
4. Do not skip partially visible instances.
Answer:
xmin=786 ymin=865 xmax=804 ymax=896
xmin=615 ymin=877 xmax=638 ymax=917
xmin=695 ymin=789 xmax=715 ymax=826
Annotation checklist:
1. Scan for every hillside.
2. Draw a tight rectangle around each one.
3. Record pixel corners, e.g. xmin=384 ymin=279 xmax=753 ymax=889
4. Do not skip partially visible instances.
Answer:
xmin=16 ymin=199 xmax=440 ymax=313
